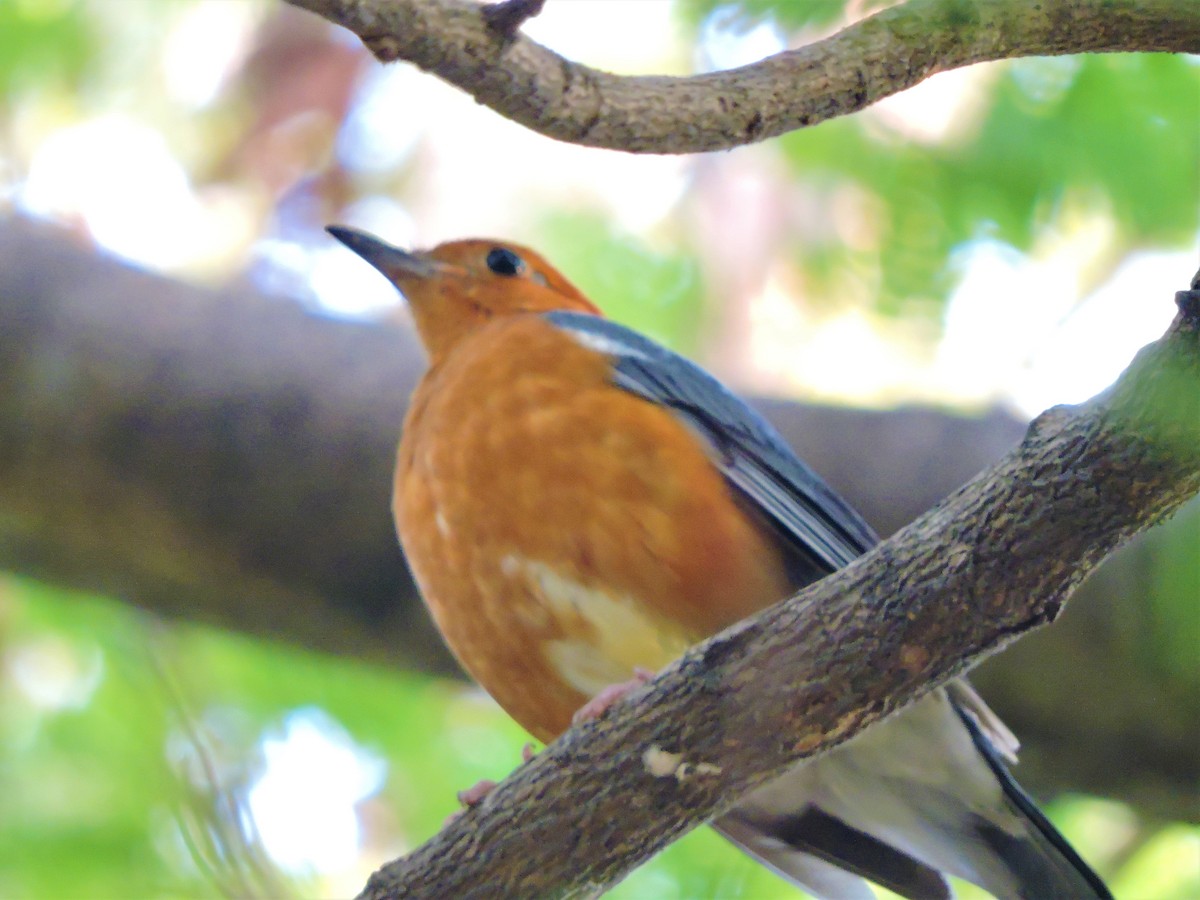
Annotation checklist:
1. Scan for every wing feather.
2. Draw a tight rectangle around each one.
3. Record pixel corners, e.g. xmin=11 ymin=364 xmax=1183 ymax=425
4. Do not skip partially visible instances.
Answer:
xmin=544 ymin=311 xmax=1111 ymax=900
xmin=546 ymin=310 xmax=877 ymax=577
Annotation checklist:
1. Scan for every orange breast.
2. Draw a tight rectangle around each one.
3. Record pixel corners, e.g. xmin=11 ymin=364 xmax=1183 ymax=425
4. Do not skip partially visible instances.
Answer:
xmin=394 ymin=316 xmax=790 ymax=741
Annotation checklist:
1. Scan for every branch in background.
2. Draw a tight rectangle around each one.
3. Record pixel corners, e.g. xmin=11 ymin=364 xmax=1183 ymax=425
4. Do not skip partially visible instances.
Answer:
xmin=281 ymin=0 xmax=1200 ymax=154
xmin=361 ymin=278 xmax=1200 ymax=897
xmin=0 ymin=216 xmax=1022 ymax=677
xmin=0 ymin=219 xmax=446 ymax=676
xmin=2 ymin=219 xmax=1197 ymax=820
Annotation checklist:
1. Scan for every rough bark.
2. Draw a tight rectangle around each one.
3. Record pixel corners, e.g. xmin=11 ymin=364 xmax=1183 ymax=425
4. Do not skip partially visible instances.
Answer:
xmin=359 ymin=273 xmax=1200 ymax=898
xmin=281 ymin=0 xmax=1200 ymax=154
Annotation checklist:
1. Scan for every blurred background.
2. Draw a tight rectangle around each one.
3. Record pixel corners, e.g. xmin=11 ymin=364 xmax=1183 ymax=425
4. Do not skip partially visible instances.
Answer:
xmin=0 ymin=0 xmax=1197 ymax=897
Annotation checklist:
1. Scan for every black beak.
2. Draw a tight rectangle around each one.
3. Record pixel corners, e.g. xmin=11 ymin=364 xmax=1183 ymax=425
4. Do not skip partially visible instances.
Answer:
xmin=326 ymin=226 xmax=440 ymax=280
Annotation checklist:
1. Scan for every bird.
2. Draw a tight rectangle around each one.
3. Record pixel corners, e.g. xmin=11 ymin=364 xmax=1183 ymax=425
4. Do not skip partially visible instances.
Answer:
xmin=327 ymin=224 xmax=1112 ymax=900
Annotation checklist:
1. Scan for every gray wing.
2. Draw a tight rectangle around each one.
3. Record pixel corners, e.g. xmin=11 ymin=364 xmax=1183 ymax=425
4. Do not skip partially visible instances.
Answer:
xmin=544 ymin=310 xmax=878 ymax=583
xmin=545 ymin=310 xmax=1112 ymax=900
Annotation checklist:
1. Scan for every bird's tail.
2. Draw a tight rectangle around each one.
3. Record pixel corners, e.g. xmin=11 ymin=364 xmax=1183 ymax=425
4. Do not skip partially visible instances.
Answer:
xmin=713 ymin=685 xmax=1111 ymax=899
xmin=952 ymin=700 xmax=1113 ymax=899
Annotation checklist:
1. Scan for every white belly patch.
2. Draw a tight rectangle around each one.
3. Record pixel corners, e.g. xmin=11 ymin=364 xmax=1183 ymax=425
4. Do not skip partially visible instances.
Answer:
xmin=508 ymin=556 xmax=692 ymax=697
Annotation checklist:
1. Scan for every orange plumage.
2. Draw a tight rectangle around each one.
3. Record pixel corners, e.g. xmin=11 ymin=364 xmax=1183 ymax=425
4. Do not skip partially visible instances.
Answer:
xmin=399 ymin=311 xmax=790 ymax=739
xmin=342 ymin=235 xmax=789 ymax=741
xmin=328 ymin=226 xmax=1111 ymax=900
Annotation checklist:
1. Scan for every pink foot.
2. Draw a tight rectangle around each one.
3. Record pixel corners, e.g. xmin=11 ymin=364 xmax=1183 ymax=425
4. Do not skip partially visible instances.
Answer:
xmin=457 ymin=778 xmax=498 ymax=807
xmin=443 ymin=778 xmax=498 ymax=826
xmin=571 ymin=667 xmax=656 ymax=725
xmin=443 ymin=742 xmax=541 ymax=827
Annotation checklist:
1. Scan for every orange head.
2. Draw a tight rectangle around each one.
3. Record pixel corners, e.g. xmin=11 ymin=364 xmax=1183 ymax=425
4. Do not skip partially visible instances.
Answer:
xmin=327 ymin=227 xmax=601 ymax=364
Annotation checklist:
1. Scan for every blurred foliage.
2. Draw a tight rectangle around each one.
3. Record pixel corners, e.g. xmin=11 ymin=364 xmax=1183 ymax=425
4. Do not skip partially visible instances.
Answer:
xmin=776 ymin=52 xmax=1200 ymax=316
xmin=2 ymin=0 xmax=1199 ymax=896
xmin=5 ymin=575 xmax=1197 ymax=899
xmin=683 ymin=0 xmax=881 ymax=31
xmin=1148 ymin=500 xmax=1200 ymax=693
xmin=1 ymin=577 xmax=197 ymax=898
xmin=0 ymin=0 xmax=96 ymax=100
xmin=680 ymin=4 xmax=1199 ymax=320
xmin=536 ymin=211 xmax=706 ymax=353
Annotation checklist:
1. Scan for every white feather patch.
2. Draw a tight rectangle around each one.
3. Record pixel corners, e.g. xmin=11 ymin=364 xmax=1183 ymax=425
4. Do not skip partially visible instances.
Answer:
xmin=510 ymin=558 xmax=690 ymax=697
xmin=560 ymin=325 xmax=651 ymax=361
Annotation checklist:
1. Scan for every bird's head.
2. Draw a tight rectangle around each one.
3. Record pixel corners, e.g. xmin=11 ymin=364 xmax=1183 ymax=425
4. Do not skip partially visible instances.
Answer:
xmin=327 ymin=227 xmax=601 ymax=363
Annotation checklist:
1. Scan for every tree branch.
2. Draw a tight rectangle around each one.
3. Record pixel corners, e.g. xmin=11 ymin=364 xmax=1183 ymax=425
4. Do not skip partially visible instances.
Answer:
xmin=0 ymin=217 xmax=1022 ymax=675
xmin=360 ymin=276 xmax=1200 ymax=898
xmin=3 ymin=219 xmax=1198 ymax=819
xmin=281 ymin=0 xmax=1200 ymax=154
xmin=0 ymin=218 xmax=447 ymax=675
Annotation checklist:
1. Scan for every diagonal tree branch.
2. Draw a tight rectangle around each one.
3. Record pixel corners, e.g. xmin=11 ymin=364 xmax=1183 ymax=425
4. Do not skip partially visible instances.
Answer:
xmin=360 ymin=274 xmax=1200 ymax=898
xmin=4 ymin=221 xmax=1198 ymax=819
xmin=282 ymin=0 xmax=1200 ymax=154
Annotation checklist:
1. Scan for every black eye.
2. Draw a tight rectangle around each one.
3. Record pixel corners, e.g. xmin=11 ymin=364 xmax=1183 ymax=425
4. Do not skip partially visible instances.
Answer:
xmin=486 ymin=247 xmax=524 ymax=277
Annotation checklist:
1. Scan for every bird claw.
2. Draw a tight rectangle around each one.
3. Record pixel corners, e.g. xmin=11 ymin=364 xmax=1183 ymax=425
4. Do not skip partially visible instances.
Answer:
xmin=456 ymin=778 xmax=498 ymax=807
xmin=571 ymin=667 xmax=656 ymax=725
xmin=444 ymin=743 xmax=538 ymax=828
xmin=444 ymin=778 xmax=499 ymax=826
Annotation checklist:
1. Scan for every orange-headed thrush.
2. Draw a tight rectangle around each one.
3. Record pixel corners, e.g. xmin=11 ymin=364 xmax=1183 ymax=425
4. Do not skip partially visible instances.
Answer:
xmin=328 ymin=225 xmax=1111 ymax=900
